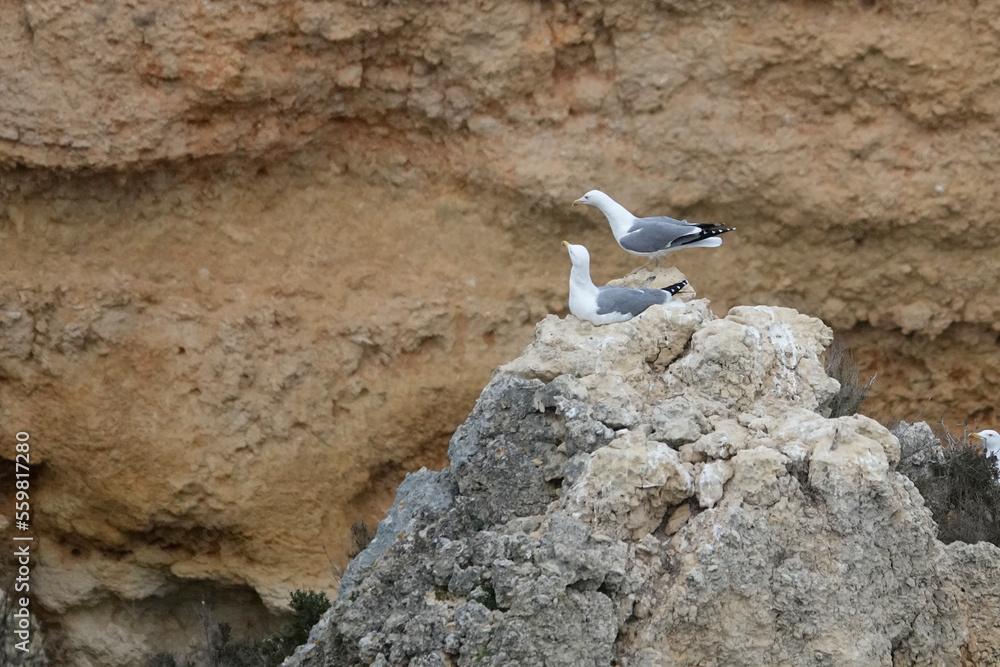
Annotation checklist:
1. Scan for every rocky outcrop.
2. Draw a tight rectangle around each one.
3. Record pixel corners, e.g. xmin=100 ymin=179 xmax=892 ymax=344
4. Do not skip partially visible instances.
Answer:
xmin=288 ymin=275 xmax=1000 ymax=666
xmin=3 ymin=0 xmax=1000 ymax=661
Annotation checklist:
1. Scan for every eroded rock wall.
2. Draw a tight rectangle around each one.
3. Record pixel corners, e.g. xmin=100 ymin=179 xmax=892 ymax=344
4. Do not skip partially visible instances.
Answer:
xmin=4 ymin=0 xmax=998 ymax=415
xmin=0 ymin=159 xmax=568 ymax=663
xmin=2 ymin=0 xmax=1000 ymax=662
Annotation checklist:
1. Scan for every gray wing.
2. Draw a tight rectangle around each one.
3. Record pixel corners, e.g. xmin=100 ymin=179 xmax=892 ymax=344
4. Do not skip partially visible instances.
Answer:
xmin=595 ymin=286 xmax=668 ymax=317
xmin=619 ymin=216 xmax=732 ymax=254
xmin=617 ymin=216 xmax=702 ymax=254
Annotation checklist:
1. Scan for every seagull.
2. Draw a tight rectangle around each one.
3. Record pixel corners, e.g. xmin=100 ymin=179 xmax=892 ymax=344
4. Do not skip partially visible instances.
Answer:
xmin=573 ymin=190 xmax=734 ymax=266
xmin=563 ymin=241 xmax=687 ymax=325
xmin=971 ymin=430 xmax=1000 ymax=459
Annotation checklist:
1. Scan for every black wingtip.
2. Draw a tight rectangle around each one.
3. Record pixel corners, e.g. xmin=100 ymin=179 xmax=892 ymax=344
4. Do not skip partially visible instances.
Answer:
xmin=665 ymin=279 xmax=688 ymax=296
xmin=694 ymin=226 xmax=735 ymax=240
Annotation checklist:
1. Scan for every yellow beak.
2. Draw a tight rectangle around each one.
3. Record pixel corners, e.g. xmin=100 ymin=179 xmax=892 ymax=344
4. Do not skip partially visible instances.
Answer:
xmin=561 ymin=240 xmax=570 ymax=248
xmin=971 ymin=434 xmax=983 ymax=441
xmin=573 ymin=198 xmax=583 ymax=206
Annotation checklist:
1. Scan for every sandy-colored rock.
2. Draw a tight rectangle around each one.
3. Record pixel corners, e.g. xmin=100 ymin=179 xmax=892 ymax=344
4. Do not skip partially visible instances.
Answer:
xmin=564 ymin=430 xmax=693 ymax=541
xmin=667 ymin=305 xmax=839 ymax=413
xmin=727 ymin=447 xmax=793 ymax=509
xmin=499 ymin=294 xmax=710 ymax=384
xmin=694 ymin=460 xmax=733 ymax=509
xmin=663 ymin=503 xmax=692 ymax=536
xmin=2 ymin=0 xmax=999 ymax=421
xmin=683 ymin=419 xmax=749 ymax=461
xmin=0 ymin=173 xmax=561 ymax=663
xmin=2 ymin=0 xmax=1000 ymax=661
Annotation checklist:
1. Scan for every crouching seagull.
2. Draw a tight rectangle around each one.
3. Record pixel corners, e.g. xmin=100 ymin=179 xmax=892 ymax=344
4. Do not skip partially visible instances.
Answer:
xmin=573 ymin=190 xmax=734 ymax=266
xmin=563 ymin=241 xmax=687 ymax=325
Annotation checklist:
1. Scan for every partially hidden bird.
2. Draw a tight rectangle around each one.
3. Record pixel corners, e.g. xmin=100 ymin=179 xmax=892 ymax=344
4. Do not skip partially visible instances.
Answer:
xmin=563 ymin=241 xmax=687 ymax=325
xmin=573 ymin=189 xmax=734 ymax=265
xmin=972 ymin=430 xmax=1000 ymax=459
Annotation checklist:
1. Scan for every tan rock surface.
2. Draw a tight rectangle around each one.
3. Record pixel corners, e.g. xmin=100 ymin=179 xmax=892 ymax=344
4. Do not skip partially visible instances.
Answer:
xmin=564 ymin=429 xmax=693 ymax=540
xmin=4 ymin=0 xmax=996 ymax=420
xmin=0 ymin=163 xmax=570 ymax=662
xmin=1 ymin=0 xmax=999 ymax=662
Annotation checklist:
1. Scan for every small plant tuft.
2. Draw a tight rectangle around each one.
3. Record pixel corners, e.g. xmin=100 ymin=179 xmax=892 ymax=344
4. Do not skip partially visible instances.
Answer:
xmin=284 ymin=590 xmax=332 ymax=645
xmin=822 ymin=339 xmax=876 ymax=418
xmin=473 ymin=584 xmax=498 ymax=611
xmin=347 ymin=521 xmax=375 ymax=559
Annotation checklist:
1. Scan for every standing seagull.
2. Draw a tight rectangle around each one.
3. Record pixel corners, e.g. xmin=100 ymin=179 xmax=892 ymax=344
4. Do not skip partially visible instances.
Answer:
xmin=573 ymin=190 xmax=734 ymax=265
xmin=563 ymin=241 xmax=687 ymax=325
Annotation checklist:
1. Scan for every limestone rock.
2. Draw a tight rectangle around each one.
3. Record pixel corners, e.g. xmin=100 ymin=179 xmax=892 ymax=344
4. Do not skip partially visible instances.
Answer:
xmin=0 ymin=589 xmax=48 ymax=666
xmin=563 ymin=430 xmax=693 ymax=541
xmin=667 ymin=306 xmax=839 ymax=414
xmin=895 ymin=420 xmax=947 ymax=475
xmin=694 ymin=460 xmax=733 ymax=509
xmin=286 ymin=295 xmax=1000 ymax=667
xmin=728 ymin=446 xmax=792 ymax=509
xmin=664 ymin=503 xmax=692 ymax=536
xmin=499 ymin=298 xmax=711 ymax=384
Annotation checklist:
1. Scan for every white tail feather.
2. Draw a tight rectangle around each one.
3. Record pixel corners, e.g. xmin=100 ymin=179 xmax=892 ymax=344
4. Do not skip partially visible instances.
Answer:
xmin=686 ymin=237 xmax=723 ymax=248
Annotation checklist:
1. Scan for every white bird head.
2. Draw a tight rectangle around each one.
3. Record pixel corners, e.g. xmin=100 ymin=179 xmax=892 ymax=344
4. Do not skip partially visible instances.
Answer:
xmin=971 ymin=429 xmax=1000 ymax=458
xmin=562 ymin=240 xmax=591 ymax=267
xmin=573 ymin=190 xmax=609 ymax=208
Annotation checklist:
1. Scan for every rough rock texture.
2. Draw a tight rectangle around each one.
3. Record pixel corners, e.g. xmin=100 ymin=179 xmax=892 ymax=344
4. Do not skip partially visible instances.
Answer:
xmin=894 ymin=420 xmax=947 ymax=488
xmin=287 ymin=281 xmax=1000 ymax=667
xmin=3 ymin=0 xmax=999 ymax=420
xmin=0 ymin=167 xmax=557 ymax=664
xmin=0 ymin=589 xmax=49 ymax=666
xmin=3 ymin=0 xmax=1000 ymax=661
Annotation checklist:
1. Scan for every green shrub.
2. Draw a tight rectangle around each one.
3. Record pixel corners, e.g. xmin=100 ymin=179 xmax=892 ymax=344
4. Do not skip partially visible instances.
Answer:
xmin=215 ymin=590 xmax=331 ymax=667
xmin=283 ymin=590 xmax=332 ymax=649
xmin=896 ymin=422 xmax=1000 ymax=547
xmin=473 ymin=584 xmax=498 ymax=611
xmin=923 ymin=446 xmax=1000 ymax=546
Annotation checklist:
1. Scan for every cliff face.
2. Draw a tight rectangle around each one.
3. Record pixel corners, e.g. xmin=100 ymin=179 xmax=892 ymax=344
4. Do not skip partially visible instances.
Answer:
xmin=3 ymin=0 xmax=999 ymax=420
xmin=2 ymin=0 xmax=1000 ymax=662
xmin=289 ymin=277 xmax=1000 ymax=667
xmin=0 ymin=169 xmax=552 ymax=663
